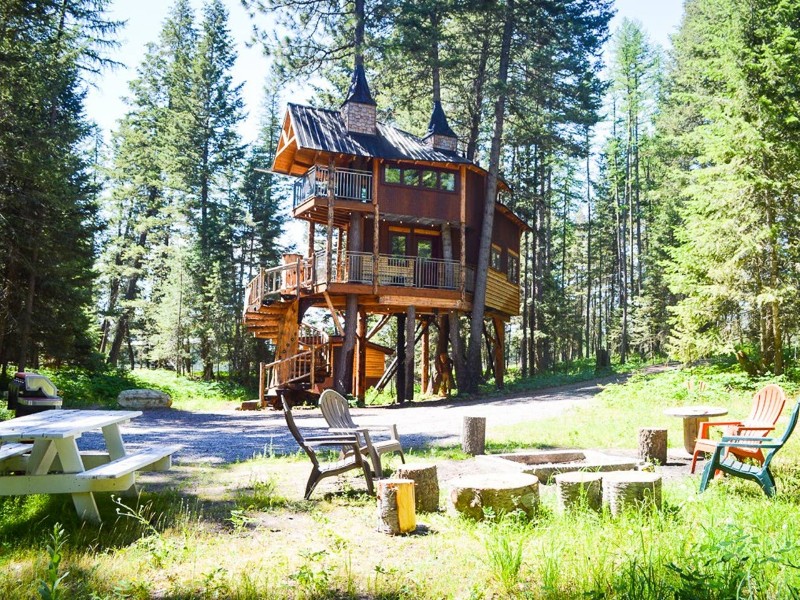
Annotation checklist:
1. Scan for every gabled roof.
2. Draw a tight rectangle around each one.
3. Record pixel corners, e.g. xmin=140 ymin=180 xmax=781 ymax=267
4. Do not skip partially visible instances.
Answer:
xmin=282 ymin=103 xmax=473 ymax=168
xmin=427 ymin=100 xmax=457 ymax=138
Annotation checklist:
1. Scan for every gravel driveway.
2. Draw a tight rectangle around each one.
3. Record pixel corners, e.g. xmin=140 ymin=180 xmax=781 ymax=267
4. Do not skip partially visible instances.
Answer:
xmin=78 ymin=375 xmax=631 ymax=465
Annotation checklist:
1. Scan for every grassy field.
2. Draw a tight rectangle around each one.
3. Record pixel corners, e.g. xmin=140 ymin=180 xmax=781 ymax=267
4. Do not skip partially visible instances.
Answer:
xmin=1 ymin=363 xmax=800 ymax=598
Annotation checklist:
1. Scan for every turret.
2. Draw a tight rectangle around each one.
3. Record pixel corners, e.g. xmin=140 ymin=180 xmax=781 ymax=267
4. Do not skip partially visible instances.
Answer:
xmin=424 ymin=100 xmax=458 ymax=152
xmin=341 ymin=64 xmax=377 ymax=135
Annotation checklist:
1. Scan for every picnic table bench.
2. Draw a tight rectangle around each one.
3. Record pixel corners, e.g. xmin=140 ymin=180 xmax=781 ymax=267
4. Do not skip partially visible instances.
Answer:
xmin=0 ymin=409 xmax=179 ymax=523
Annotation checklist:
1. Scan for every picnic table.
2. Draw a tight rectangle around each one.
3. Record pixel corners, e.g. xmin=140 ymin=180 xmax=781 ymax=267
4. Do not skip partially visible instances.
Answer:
xmin=0 ymin=410 xmax=179 ymax=523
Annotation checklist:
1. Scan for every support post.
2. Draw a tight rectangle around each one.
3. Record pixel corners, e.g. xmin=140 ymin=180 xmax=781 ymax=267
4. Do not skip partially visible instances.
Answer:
xmin=326 ymin=159 xmax=335 ymax=284
xmin=396 ymin=313 xmax=406 ymax=403
xmin=405 ymin=305 xmax=415 ymax=402
xmin=492 ymin=317 xmax=505 ymax=389
xmin=421 ymin=318 xmax=430 ymax=395
xmin=356 ymin=308 xmax=367 ymax=405
xmin=307 ymin=221 xmax=315 ymax=258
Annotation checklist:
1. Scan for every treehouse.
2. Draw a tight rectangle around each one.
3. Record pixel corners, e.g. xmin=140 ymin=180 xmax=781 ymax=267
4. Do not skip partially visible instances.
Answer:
xmin=243 ymin=65 xmax=527 ymax=406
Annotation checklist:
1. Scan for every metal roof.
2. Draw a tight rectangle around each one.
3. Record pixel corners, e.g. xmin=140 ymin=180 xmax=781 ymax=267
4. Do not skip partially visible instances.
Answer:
xmin=288 ymin=104 xmax=474 ymax=166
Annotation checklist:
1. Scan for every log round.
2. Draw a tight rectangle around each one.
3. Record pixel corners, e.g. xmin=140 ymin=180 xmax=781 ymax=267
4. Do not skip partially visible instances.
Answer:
xmin=638 ymin=427 xmax=668 ymax=465
xmin=554 ymin=471 xmax=603 ymax=512
xmin=393 ymin=463 xmax=439 ymax=513
xmin=461 ymin=416 xmax=486 ymax=456
xmin=117 ymin=389 xmax=172 ymax=409
xmin=377 ymin=479 xmax=416 ymax=535
xmin=602 ymin=471 xmax=662 ymax=516
xmin=449 ymin=473 xmax=539 ymax=520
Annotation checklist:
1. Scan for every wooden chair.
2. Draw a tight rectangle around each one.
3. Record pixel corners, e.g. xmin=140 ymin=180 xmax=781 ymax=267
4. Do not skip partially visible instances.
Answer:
xmin=319 ymin=389 xmax=405 ymax=477
xmin=699 ymin=401 xmax=799 ymax=497
xmin=691 ymin=383 xmax=787 ymax=473
xmin=280 ymin=396 xmax=374 ymax=499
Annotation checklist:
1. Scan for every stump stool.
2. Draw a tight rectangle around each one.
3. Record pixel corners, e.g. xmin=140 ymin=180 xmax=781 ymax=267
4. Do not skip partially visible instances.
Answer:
xmin=554 ymin=471 xmax=603 ymax=512
xmin=394 ymin=463 xmax=439 ymax=513
xmin=377 ymin=479 xmax=416 ymax=535
xmin=449 ymin=473 xmax=539 ymax=520
xmin=602 ymin=471 xmax=662 ymax=516
xmin=638 ymin=427 xmax=668 ymax=465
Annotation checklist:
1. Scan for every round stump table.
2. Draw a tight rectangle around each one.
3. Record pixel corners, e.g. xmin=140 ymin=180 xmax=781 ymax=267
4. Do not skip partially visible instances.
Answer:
xmin=663 ymin=405 xmax=727 ymax=454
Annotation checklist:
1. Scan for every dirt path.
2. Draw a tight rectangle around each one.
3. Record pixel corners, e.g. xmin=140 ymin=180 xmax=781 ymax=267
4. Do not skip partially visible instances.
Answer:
xmin=82 ymin=367 xmax=674 ymax=466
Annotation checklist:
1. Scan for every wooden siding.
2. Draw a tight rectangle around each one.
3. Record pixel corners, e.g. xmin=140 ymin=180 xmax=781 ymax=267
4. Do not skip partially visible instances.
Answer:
xmin=485 ymin=269 xmax=520 ymax=316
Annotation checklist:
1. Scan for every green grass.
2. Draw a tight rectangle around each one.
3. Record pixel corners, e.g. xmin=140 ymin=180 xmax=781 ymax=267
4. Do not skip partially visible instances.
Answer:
xmin=2 ymin=361 xmax=800 ymax=598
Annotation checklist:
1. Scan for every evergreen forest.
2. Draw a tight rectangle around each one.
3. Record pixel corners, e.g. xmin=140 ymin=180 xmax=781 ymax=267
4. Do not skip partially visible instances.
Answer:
xmin=2 ymin=0 xmax=799 ymax=391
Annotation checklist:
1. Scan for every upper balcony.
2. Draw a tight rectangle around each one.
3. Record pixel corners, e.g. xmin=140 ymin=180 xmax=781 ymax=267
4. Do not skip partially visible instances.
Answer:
xmin=293 ymin=166 xmax=373 ymax=209
xmin=244 ymin=250 xmax=478 ymax=316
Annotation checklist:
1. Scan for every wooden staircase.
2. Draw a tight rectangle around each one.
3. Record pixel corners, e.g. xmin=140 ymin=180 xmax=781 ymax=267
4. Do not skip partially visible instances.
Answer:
xmin=243 ymin=266 xmax=331 ymax=408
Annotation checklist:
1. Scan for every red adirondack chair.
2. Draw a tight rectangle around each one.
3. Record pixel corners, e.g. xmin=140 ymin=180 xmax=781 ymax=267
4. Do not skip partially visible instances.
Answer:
xmin=691 ymin=383 xmax=787 ymax=474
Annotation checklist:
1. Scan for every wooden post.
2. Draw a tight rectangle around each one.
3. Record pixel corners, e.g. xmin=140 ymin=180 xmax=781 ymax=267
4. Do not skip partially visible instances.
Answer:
xmin=421 ymin=320 xmax=429 ymax=396
xmin=377 ymin=479 xmax=416 ymax=535
xmin=492 ymin=317 xmax=505 ymax=389
xmin=258 ymin=361 xmax=265 ymax=408
xmin=307 ymin=221 xmax=315 ymax=258
xmin=396 ymin=313 xmax=406 ymax=402
xmin=459 ymin=165 xmax=467 ymax=301
xmin=372 ymin=159 xmax=380 ymax=294
xmin=461 ymin=416 xmax=486 ymax=455
xmin=638 ymin=427 xmax=668 ymax=465
xmin=356 ymin=308 xmax=367 ymax=405
xmin=405 ymin=305 xmax=415 ymax=402
xmin=326 ymin=158 xmax=335 ymax=284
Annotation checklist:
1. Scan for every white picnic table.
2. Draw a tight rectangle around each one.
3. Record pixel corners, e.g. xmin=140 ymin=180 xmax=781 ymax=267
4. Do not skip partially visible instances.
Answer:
xmin=0 ymin=410 xmax=179 ymax=523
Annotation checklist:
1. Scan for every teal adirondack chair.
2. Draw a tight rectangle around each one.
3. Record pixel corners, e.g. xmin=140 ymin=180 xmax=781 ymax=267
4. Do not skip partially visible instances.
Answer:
xmin=699 ymin=401 xmax=800 ymax=497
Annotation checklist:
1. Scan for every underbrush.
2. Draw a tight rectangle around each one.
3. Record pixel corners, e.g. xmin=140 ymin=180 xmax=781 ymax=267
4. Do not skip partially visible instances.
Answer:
xmin=14 ymin=367 xmax=252 ymax=411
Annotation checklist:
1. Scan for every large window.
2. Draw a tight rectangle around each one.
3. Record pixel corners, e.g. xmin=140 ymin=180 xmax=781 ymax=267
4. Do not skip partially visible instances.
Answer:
xmin=384 ymin=166 xmax=457 ymax=192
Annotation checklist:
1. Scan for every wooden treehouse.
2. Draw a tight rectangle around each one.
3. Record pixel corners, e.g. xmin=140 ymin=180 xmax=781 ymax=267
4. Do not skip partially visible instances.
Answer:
xmin=243 ymin=66 xmax=527 ymax=407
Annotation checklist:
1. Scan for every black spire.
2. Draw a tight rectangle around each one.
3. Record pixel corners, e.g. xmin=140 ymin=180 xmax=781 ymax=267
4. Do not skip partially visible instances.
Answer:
xmin=343 ymin=64 xmax=377 ymax=106
xmin=427 ymin=100 xmax=457 ymax=138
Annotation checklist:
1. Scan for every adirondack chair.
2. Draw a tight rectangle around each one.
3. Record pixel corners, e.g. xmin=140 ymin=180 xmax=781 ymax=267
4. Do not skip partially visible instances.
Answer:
xmin=319 ymin=389 xmax=405 ymax=477
xmin=699 ymin=401 xmax=799 ymax=497
xmin=281 ymin=396 xmax=374 ymax=499
xmin=691 ymin=383 xmax=787 ymax=473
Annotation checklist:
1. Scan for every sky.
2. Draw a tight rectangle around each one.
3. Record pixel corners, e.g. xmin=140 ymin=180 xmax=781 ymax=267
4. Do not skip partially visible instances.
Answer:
xmin=84 ymin=0 xmax=686 ymax=146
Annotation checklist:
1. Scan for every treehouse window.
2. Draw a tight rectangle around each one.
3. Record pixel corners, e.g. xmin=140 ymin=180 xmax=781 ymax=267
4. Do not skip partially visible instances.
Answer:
xmin=508 ymin=253 xmax=519 ymax=284
xmin=491 ymin=245 xmax=502 ymax=271
xmin=385 ymin=167 xmax=401 ymax=184
xmin=391 ymin=233 xmax=408 ymax=256
xmin=440 ymin=172 xmax=456 ymax=191
xmin=421 ymin=170 xmax=438 ymax=189
xmin=383 ymin=166 xmax=458 ymax=192
xmin=403 ymin=169 xmax=420 ymax=186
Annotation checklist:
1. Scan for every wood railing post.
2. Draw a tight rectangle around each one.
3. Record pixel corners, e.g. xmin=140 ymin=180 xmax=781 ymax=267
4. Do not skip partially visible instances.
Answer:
xmin=259 ymin=362 xmax=265 ymax=408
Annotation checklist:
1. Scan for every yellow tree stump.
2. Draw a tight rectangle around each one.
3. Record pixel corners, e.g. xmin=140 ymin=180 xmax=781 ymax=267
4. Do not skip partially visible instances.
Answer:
xmin=377 ymin=479 xmax=416 ymax=535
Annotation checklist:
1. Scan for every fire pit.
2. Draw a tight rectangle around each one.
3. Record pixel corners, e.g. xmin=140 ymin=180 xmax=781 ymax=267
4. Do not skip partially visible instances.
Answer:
xmin=477 ymin=449 xmax=639 ymax=484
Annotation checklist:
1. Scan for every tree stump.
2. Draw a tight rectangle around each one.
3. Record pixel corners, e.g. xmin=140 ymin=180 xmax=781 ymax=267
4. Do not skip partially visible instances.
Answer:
xmin=461 ymin=416 xmax=486 ymax=455
xmin=602 ymin=471 xmax=662 ymax=516
xmin=638 ymin=427 xmax=668 ymax=465
xmin=554 ymin=472 xmax=603 ymax=512
xmin=394 ymin=463 xmax=439 ymax=513
xmin=449 ymin=473 xmax=539 ymax=520
xmin=377 ymin=479 xmax=416 ymax=535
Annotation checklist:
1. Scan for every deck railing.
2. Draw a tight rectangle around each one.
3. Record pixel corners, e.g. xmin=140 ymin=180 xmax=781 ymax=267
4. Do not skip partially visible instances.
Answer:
xmin=293 ymin=166 xmax=373 ymax=208
xmin=245 ymin=251 xmax=475 ymax=311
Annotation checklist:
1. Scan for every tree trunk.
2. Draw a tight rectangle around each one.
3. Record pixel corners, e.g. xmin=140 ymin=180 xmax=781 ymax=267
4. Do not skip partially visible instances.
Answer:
xmin=465 ymin=0 xmax=514 ymax=393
